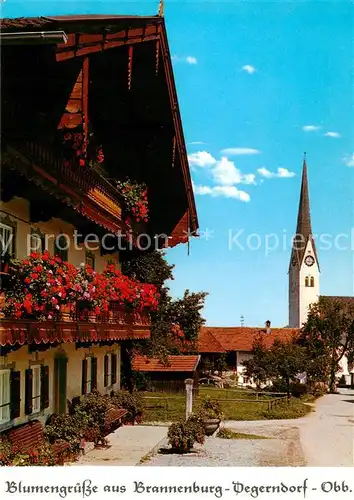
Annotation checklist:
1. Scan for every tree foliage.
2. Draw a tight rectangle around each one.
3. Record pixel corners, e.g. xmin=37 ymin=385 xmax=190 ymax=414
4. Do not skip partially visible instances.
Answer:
xmin=121 ymin=250 xmax=207 ymax=365
xmin=301 ymin=297 xmax=354 ymax=393
xmin=243 ymin=334 xmax=307 ymax=396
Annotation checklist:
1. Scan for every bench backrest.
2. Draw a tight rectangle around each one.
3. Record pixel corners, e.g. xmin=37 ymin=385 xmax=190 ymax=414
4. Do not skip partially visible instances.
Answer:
xmin=7 ymin=420 xmax=44 ymax=452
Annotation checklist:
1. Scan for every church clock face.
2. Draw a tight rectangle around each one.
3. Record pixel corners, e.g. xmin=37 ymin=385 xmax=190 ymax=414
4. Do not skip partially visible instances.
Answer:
xmin=304 ymin=255 xmax=315 ymax=267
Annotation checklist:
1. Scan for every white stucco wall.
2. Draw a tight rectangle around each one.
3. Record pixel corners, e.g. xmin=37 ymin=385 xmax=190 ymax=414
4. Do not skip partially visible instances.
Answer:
xmin=0 ymin=342 xmax=121 ymax=432
xmin=0 ymin=197 xmax=120 ymax=270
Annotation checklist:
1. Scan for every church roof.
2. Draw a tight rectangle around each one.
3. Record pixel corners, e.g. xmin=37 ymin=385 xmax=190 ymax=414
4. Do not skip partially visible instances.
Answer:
xmin=198 ymin=326 xmax=299 ymax=353
xmin=290 ymin=158 xmax=319 ymax=269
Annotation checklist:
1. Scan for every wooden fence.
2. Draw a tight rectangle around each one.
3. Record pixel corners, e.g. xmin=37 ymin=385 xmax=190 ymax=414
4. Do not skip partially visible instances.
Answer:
xmin=140 ymin=391 xmax=289 ymax=422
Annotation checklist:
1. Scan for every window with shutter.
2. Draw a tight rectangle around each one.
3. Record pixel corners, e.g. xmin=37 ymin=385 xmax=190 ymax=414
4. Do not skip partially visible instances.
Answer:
xmin=104 ymin=354 xmax=109 ymax=387
xmin=111 ymin=354 xmax=117 ymax=385
xmin=25 ymin=368 xmax=33 ymax=415
xmin=10 ymin=370 xmax=21 ymax=420
xmin=91 ymin=357 xmax=97 ymax=390
xmin=82 ymin=358 xmax=96 ymax=394
xmin=82 ymin=359 xmax=88 ymax=395
xmin=0 ymin=222 xmax=14 ymax=256
xmin=32 ymin=365 xmax=41 ymax=413
xmin=0 ymin=369 xmax=11 ymax=423
xmin=41 ymin=365 xmax=49 ymax=409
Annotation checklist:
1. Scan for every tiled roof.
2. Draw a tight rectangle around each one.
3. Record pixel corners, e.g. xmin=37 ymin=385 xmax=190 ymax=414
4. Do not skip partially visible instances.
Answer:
xmin=198 ymin=327 xmax=226 ymax=353
xmin=132 ymin=355 xmax=200 ymax=372
xmin=198 ymin=327 xmax=299 ymax=353
xmin=320 ymin=296 xmax=354 ymax=311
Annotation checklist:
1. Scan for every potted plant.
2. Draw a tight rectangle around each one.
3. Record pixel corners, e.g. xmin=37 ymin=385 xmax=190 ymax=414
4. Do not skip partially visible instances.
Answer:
xmin=197 ymin=396 xmax=222 ymax=436
xmin=167 ymin=414 xmax=205 ymax=452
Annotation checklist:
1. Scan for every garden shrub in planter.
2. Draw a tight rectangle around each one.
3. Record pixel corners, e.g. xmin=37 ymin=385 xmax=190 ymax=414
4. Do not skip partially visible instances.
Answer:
xmin=167 ymin=414 xmax=205 ymax=452
xmin=196 ymin=397 xmax=223 ymax=436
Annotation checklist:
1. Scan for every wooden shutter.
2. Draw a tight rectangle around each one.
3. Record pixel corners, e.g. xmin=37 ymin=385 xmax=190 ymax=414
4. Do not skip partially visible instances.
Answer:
xmin=81 ymin=359 xmax=88 ymax=395
xmin=10 ymin=370 xmax=21 ymax=419
xmin=41 ymin=365 xmax=49 ymax=409
xmin=91 ymin=357 xmax=97 ymax=390
xmin=24 ymin=368 xmax=33 ymax=415
xmin=111 ymin=354 xmax=117 ymax=385
xmin=104 ymin=355 xmax=109 ymax=387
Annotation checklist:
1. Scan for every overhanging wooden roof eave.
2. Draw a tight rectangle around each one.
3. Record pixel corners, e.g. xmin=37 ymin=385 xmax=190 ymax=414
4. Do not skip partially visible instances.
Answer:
xmin=1 ymin=14 xmax=199 ymax=235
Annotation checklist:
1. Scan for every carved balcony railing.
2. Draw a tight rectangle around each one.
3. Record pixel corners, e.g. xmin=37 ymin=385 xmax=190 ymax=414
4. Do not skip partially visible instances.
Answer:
xmin=4 ymin=138 xmax=125 ymax=224
xmin=0 ymin=301 xmax=151 ymax=347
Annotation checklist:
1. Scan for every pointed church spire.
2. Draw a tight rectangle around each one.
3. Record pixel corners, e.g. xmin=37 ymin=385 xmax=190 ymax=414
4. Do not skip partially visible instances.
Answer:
xmin=295 ymin=153 xmax=312 ymax=238
xmin=158 ymin=0 xmax=164 ymax=16
xmin=291 ymin=154 xmax=319 ymax=268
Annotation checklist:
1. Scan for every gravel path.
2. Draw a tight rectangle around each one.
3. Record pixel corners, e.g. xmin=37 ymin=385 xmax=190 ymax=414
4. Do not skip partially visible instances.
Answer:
xmin=143 ymin=389 xmax=354 ymax=467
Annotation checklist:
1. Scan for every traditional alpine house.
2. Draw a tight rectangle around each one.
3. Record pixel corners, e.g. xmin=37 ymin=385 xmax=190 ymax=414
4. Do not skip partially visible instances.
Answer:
xmin=0 ymin=12 xmax=198 ymax=433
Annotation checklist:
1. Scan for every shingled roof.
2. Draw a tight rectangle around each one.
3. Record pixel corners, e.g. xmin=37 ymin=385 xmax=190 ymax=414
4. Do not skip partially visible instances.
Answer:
xmin=132 ymin=355 xmax=200 ymax=372
xmin=198 ymin=327 xmax=299 ymax=353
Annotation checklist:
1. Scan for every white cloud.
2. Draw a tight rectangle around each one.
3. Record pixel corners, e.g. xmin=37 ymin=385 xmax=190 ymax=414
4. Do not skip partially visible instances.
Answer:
xmin=186 ymin=56 xmax=197 ymax=65
xmin=189 ymin=141 xmax=205 ymax=145
xmin=242 ymin=65 xmax=256 ymax=74
xmin=188 ymin=151 xmax=216 ymax=168
xmin=343 ymin=153 xmax=354 ymax=167
xmin=302 ymin=125 xmax=321 ymax=132
xmin=324 ymin=131 xmax=340 ymax=138
xmin=213 ymin=157 xmax=256 ymax=185
xmin=257 ymin=167 xmax=295 ymax=179
xmin=193 ymin=184 xmax=250 ymax=202
xmin=220 ymin=147 xmax=260 ymax=156
xmin=172 ymin=55 xmax=197 ymax=65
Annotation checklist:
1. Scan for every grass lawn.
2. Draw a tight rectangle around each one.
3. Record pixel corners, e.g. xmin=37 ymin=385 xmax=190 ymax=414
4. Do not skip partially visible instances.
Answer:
xmin=216 ymin=428 xmax=269 ymax=440
xmin=141 ymin=387 xmax=312 ymax=423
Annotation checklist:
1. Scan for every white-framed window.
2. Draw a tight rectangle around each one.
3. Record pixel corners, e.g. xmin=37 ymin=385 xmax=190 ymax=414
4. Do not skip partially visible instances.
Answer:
xmin=82 ymin=357 xmax=97 ymax=395
xmin=32 ymin=365 xmax=41 ymax=414
xmin=0 ymin=222 xmax=14 ymax=256
xmin=104 ymin=353 xmax=117 ymax=388
xmin=0 ymin=369 xmax=11 ymax=424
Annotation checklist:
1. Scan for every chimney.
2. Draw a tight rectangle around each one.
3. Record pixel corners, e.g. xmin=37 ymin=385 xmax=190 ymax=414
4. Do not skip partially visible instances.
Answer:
xmin=265 ymin=320 xmax=271 ymax=334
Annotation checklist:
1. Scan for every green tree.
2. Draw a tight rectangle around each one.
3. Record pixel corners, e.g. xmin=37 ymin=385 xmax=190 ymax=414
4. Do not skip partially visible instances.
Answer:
xmin=301 ymin=297 xmax=354 ymax=393
xmin=243 ymin=335 xmax=308 ymax=397
xmin=243 ymin=335 xmax=272 ymax=389
xmin=121 ymin=250 xmax=207 ymax=379
xmin=268 ymin=339 xmax=308 ymax=399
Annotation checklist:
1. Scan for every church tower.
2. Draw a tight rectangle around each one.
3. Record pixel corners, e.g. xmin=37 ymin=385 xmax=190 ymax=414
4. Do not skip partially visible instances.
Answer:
xmin=288 ymin=155 xmax=320 ymax=327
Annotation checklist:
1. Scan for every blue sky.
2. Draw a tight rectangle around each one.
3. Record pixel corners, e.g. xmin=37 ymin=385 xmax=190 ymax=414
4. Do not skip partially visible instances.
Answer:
xmin=2 ymin=1 xmax=354 ymax=327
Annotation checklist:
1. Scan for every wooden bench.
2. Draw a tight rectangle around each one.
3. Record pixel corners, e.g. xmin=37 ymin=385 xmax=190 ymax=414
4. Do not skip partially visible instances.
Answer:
xmin=6 ymin=420 xmax=70 ymax=465
xmin=104 ymin=407 xmax=128 ymax=434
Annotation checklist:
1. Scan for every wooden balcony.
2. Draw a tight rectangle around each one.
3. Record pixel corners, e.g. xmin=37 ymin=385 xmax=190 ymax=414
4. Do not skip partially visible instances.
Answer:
xmin=3 ymin=139 xmax=126 ymax=234
xmin=0 ymin=304 xmax=151 ymax=347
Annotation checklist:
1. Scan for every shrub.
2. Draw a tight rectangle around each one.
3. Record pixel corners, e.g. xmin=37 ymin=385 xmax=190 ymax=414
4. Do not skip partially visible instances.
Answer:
xmin=45 ymin=413 xmax=86 ymax=454
xmin=167 ymin=414 xmax=205 ymax=451
xmin=73 ymin=390 xmax=111 ymax=445
xmin=0 ymin=438 xmax=55 ymax=466
xmin=197 ymin=396 xmax=223 ymax=420
xmin=290 ymin=382 xmax=309 ymax=398
xmin=110 ymin=390 xmax=144 ymax=423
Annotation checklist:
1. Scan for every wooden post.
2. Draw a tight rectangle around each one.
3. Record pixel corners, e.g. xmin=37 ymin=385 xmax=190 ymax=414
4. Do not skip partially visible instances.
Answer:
xmin=185 ymin=378 xmax=194 ymax=420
